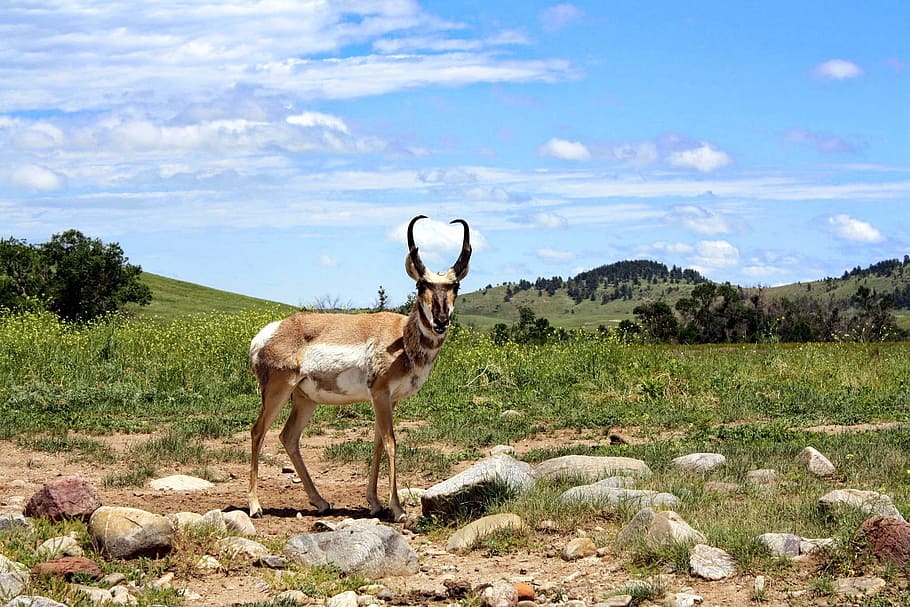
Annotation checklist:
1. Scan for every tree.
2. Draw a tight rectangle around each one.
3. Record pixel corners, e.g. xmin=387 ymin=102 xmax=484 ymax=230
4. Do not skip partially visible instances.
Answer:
xmin=632 ymin=301 xmax=678 ymax=343
xmin=374 ymin=285 xmax=389 ymax=311
xmin=0 ymin=237 xmax=47 ymax=311
xmin=38 ymin=230 xmax=151 ymax=321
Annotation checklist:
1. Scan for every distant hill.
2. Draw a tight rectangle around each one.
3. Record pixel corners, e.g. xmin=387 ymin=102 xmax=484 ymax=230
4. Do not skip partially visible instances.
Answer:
xmin=125 ymin=273 xmax=295 ymax=323
xmin=458 ymin=257 xmax=910 ymax=330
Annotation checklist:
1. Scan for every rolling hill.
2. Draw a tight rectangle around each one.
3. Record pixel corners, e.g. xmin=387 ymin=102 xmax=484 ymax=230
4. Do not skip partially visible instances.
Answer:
xmin=457 ymin=257 xmax=910 ymax=331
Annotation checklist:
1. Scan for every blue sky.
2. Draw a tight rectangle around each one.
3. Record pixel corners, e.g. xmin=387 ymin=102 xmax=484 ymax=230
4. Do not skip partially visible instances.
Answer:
xmin=1 ymin=1 xmax=908 ymax=307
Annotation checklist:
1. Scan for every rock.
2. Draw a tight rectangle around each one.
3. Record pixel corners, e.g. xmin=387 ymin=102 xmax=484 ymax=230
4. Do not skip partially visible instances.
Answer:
xmin=671 ymin=453 xmax=726 ymax=473
xmin=200 ymin=509 xmax=228 ymax=532
xmin=481 ymin=582 xmax=518 ymax=607
xmin=756 ymin=533 xmax=802 ymax=557
xmin=0 ymin=511 xmax=29 ymax=531
xmin=535 ymin=455 xmax=651 ymax=484
xmin=4 ymin=597 xmax=69 ymax=607
xmin=256 ymin=555 xmax=288 ymax=569
xmin=217 ymin=536 xmax=271 ymax=561
xmin=110 ymin=585 xmax=137 ymax=605
xmin=36 ymin=534 xmax=83 ymax=558
xmin=704 ymin=481 xmax=741 ymax=494
xmin=88 ymin=506 xmax=175 ymax=559
xmin=754 ymin=575 xmax=766 ymax=594
xmin=447 ymin=513 xmax=526 ymax=554
xmin=672 ymin=592 xmax=704 ymax=607
xmin=397 ymin=487 xmax=424 ymax=506
xmin=147 ymin=474 xmax=214 ymax=491
xmin=856 ymin=516 xmax=910 ymax=565
xmin=559 ymin=485 xmax=678 ymax=510
xmin=31 ymin=556 xmax=102 ymax=580
xmin=689 ymin=543 xmax=736 ymax=580
xmin=818 ymin=489 xmax=905 ymax=521
xmin=600 ymin=595 xmax=633 ymax=607
xmin=284 ymin=523 xmax=418 ymax=577
xmin=167 ymin=511 xmax=204 ymax=528
xmin=834 ymin=576 xmax=886 ymax=597
xmin=195 ymin=555 xmax=222 ymax=570
xmin=222 ymin=510 xmax=256 ymax=536
xmin=562 ymin=537 xmax=597 ymax=560
xmin=72 ymin=584 xmax=113 ymax=604
xmin=797 ymin=447 xmax=836 ymax=477
xmin=24 ymin=476 xmax=101 ymax=521
xmin=275 ymin=590 xmax=308 ymax=605
xmin=514 ymin=582 xmax=535 ymax=601
xmin=0 ymin=555 xmax=30 ymax=602
xmin=615 ymin=508 xmax=705 ymax=549
xmin=326 ymin=590 xmax=359 ymax=607
xmin=421 ymin=454 xmax=535 ymax=517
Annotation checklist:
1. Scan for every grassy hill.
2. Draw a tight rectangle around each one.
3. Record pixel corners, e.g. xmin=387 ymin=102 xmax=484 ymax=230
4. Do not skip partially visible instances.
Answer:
xmin=125 ymin=273 xmax=295 ymax=323
xmin=458 ymin=258 xmax=910 ymax=331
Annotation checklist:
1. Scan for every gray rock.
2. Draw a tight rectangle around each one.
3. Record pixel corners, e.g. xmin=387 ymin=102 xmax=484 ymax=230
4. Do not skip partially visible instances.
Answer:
xmin=818 ymin=489 xmax=905 ymax=521
xmin=167 ymin=511 xmax=204 ymax=528
xmin=559 ymin=485 xmax=679 ymax=510
xmin=222 ymin=510 xmax=256 ymax=536
xmin=447 ymin=513 xmax=526 ymax=554
xmin=217 ymin=536 xmax=270 ymax=561
xmin=0 ymin=512 xmax=29 ymax=532
xmin=71 ymin=584 xmax=113 ymax=604
xmin=284 ymin=523 xmax=418 ymax=577
xmin=0 ymin=556 xmax=30 ymax=602
xmin=325 ymin=590 xmax=359 ymax=607
xmin=615 ymin=508 xmax=705 ymax=549
xmin=148 ymin=474 xmax=214 ymax=491
xmin=672 ymin=592 xmax=704 ymax=607
xmin=689 ymin=543 xmax=736 ymax=580
xmin=797 ymin=447 xmax=836 ymax=477
xmin=36 ymin=534 xmax=83 ymax=559
xmin=4 ymin=598 xmax=68 ymax=607
xmin=756 ymin=533 xmax=802 ymax=557
xmin=561 ymin=537 xmax=597 ymax=560
xmin=88 ymin=506 xmax=175 ymax=559
xmin=481 ymin=582 xmax=518 ymax=607
xmin=534 ymin=455 xmax=651 ymax=484
xmin=421 ymin=454 xmax=534 ymax=517
xmin=200 ymin=509 xmax=228 ymax=532
xmin=671 ymin=453 xmax=726 ymax=473
xmin=745 ymin=469 xmax=778 ymax=485
xmin=600 ymin=595 xmax=633 ymax=607
xmin=835 ymin=576 xmax=886 ymax=597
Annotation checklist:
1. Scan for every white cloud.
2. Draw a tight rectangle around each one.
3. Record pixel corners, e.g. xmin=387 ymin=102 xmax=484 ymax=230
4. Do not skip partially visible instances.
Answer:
xmin=320 ymin=255 xmax=337 ymax=267
xmin=667 ymin=143 xmax=732 ymax=173
xmin=691 ymin=240 xmax=740 ymax=268
xmin=537 ymin=138 xmax=591 ymax=161
xmin=536 ymin=247 xmax=574 ymax=261
xmin=610 ymin=141 xmax=659 ymax=169
xmin=390 ymin=217 xmax=486 ymax=267
xmin=540 ymin=4 xmax=584 ymax=32
xmin=827 ymin=214 xmax=884 ymax=243
xmin=647 ymin=241 xmax=695 ymax=255
xmin=287 ymin=112 xmax=350 ymax=134
xmin=666 ymin=205 xmax=732 ymax=235
xmin=813 ymin=59 xmax=863 ymax=80
xmin=8 ymin=165 xmax=64 ymax=191
xmin=530 ymin=212 xmax=568 ymax=229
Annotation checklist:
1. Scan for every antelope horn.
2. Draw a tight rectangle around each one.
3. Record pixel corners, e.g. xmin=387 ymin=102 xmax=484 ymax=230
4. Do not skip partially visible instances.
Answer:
xmin=405 ymin=215 xmax=428 ymax=280
xmin=449 ymin=219 xmax=471 ymax=281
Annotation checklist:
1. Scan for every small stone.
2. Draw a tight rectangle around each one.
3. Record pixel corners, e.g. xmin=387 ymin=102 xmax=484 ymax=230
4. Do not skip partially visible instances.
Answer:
xmin=490 ymin=445 xmax=516 ymax=456
xmin=195 ymin=555 xmax=222 ymax=570
xmin=148 ymin=474 xmax=214 ymax=491
xmin=745 ymin=469 xmax=778 ymax=484
xmin=673 ymin=592 xmax=703 ymax=607
xmin=835 ymin=576 xmax=886 ymax=597
xmin=222 ymin=510 xmax=256 ymax=536
xmin=31 ymin=556 xmax=102 ymax=580
xmin=447 ymin=513 xmax=526 ymax=554
xmin=481 ymin=582 xmax=518 ymax=607
xmin=672 ymin=453 xmax=726 ymax=473
xmin=326 ymin=590 xmax=359 ymax=607
xmin=689 ymin=543 xmax=736 ymax=580
xmin=562 ymin=537 xmax=597 ymax=560
xmin=754 ymin=575 xmax=766 ymax=594
xmin=514 ymin=582 xmax=535 ymax=601
xmin=601 ymin=595 xmax=633 ymax=607
xmin=797 ymin=447 xmax=836 ymax=477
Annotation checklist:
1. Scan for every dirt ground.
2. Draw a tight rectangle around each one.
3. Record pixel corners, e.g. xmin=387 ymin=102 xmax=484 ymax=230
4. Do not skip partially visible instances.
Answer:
xmin=0 ymin=425 xmax=872 ymax=606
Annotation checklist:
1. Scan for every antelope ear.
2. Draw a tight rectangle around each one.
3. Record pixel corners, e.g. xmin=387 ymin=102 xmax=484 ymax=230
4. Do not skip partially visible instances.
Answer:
xmin=405 ymin=249 xmax=425 ymax=281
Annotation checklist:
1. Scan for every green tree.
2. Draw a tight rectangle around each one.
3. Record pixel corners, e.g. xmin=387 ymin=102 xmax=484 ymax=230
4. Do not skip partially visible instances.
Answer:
xmin=632 ymin=301 xmax=678 ymax=343
xmin=0 ymin=237 xmax=47 ymax=311
xmin=38 ymin=230 xmax=151 ymax=321
xmin=374 ymin=285 xmax=389 ymax=311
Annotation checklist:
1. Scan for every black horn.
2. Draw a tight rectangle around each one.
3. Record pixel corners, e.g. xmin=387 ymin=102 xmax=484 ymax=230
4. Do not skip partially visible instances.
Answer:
xmin=449 ymin=219 xmax=471 ymax=281
xmin=405 ymin=215 xmax=428 ymax=280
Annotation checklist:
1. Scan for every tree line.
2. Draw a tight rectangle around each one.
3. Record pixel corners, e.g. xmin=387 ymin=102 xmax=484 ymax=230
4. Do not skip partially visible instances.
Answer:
xmin=0 ymin=230 xmax=151 ymax=322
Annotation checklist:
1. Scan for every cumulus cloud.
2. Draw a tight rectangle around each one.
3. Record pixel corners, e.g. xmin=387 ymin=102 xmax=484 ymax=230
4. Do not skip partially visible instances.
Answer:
xmin=813 ymin=59 xmax=863 ymax=80
xmin=530 ymin=212 xmax=568 ymax=229
xmin=537 ymin=138 xmax=591 ymax=161
xmin=666 ymin=143 xmax=732 ymax=173
xmin=691 ymin=240 xmax=740 ymax=269
xmin=8 ymin=164 xmax=64 ymax=191
xmin=536 ymin=247 xmax=574 ymax=261
xmin=389 ymin=217 xmax=487 ymax=266
xmin=827 ymin=214 xmax=884 ymax=243
xmin=540 ymin=3 xmax=584 ymax=32
xmin=287 ymin=111 xmax=350 ymax=134
xmin=665 ymin=205 xmax=732 ymax=235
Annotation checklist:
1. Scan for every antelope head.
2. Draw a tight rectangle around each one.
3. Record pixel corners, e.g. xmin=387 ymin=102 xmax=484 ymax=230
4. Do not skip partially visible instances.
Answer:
xmin=405 ymin=215 xmax=471 ymax=335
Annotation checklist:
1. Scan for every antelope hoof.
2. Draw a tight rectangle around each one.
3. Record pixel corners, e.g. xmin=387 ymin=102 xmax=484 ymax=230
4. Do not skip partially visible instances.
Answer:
xmin=311 ymin=498 xmax=332 ymax=514
xmin=249 ymin=502 xmax=263 ymax=519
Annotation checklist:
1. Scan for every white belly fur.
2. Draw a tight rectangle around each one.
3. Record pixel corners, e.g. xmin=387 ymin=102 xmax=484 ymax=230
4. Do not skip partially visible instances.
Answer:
xmin=297 ymin=343 xmax=372 ymax=403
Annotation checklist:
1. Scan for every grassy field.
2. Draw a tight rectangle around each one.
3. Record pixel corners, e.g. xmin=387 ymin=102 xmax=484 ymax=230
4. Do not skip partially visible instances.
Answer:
xmin=1 ymin=304 xmax=909 ymax=604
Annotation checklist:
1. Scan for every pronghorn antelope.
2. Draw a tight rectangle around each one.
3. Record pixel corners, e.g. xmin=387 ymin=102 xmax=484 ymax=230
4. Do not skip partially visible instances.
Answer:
xmin=248 ymin=216 xmax=471 ymax=522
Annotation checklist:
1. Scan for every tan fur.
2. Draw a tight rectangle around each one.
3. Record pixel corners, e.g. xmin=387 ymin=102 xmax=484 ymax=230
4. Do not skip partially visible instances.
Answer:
xmin=248 ymin=216 xmax=469 ymax=522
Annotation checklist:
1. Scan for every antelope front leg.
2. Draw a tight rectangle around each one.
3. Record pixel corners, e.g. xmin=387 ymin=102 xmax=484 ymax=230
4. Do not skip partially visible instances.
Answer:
xmin=370 ymin=391 xmax=405 ymax=522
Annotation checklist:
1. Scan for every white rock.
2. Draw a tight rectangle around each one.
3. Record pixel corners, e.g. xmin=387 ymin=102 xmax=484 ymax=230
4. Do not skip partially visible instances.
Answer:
xmin=797 ymin=447 xmax=836 ymax=477
xmin=148 ymin=474 xmax=214 ymax=491
xmin=672 ymin=453 xmax=726 ymax=473
xmin=689 ymin=544 xmax=736 ymax=580
xmin=326 ymin=590 xmax=359 ymax=607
